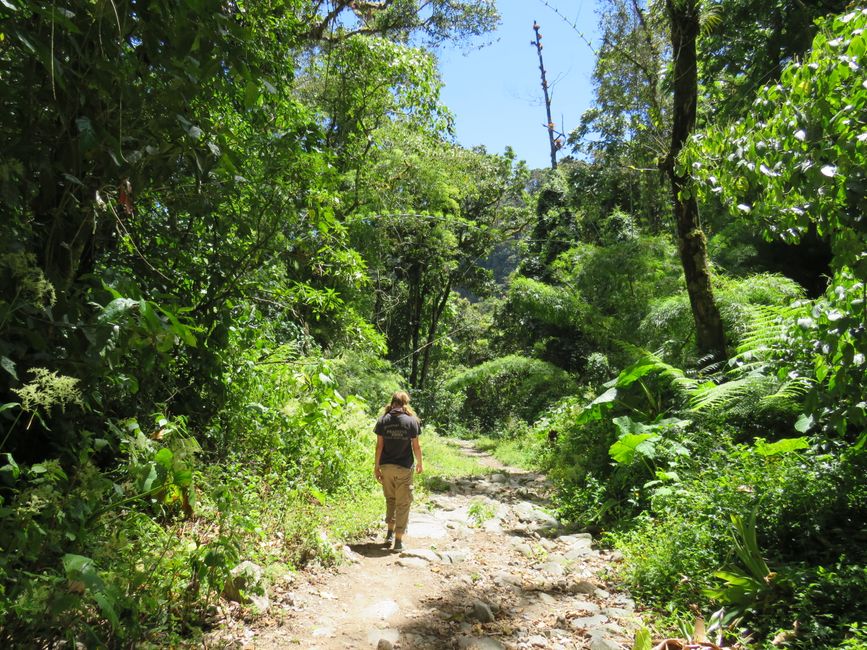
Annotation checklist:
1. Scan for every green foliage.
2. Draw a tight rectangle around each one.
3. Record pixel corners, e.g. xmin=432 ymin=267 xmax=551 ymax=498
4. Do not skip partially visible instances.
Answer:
xmin=467 ymin=499 xmax=496 ymax=527
xmin=436 ymin=355 xmax=577 ymax=436
xmin=690 ymin=8 xmax=867 ymax=280
xmin=640 ymin=272 xmax=804 ymax=365
xmin=501 ymin=224 xmax=683 ymax=374
xmin=790 ymin=271 xmax=867 ymax=441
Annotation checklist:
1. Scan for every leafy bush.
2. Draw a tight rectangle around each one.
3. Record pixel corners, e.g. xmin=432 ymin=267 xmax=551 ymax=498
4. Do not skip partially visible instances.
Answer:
xmin=640 ymin=273 xmax=804 ymax=365
xmin=435 ymin=355 xmax=577 ymax=436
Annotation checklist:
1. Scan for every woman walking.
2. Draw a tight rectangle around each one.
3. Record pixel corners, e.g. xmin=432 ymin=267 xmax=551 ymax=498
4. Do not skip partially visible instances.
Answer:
xmin=374 ymin=391 xmax=423 ymax=550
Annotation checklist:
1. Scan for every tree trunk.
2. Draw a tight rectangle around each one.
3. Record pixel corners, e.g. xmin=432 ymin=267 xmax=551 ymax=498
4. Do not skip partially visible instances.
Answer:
xmin=408 ymin=264 xmax=423 ymax=387
xmin=665 ymin=0 xmax=726 ymax=359
xmin=418 ymin=276 xmax=452 ymax=390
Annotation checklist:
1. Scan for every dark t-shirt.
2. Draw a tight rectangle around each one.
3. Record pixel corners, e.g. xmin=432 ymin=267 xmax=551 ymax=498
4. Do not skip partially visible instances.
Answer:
xmin=374 ymin=408 xmax=421 ymax=469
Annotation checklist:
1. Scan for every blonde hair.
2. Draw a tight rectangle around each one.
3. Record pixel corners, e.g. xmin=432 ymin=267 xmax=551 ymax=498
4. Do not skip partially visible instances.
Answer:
xmin=382 ymin=390 xmax=417 ymax=417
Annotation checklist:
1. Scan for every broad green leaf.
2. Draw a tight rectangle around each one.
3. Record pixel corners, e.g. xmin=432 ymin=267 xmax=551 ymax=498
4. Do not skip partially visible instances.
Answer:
xmin=609 ymin=433 xmax=655 ymax=464
xmin=141 ymin=464 xmax=158 ymax=492
xmin=591 ymin=387 xmax=618 ymax=405
xmin=173 ymin=467 xmax=193 ymax=488
xmin=755 ymin=437 xmax=810 ymax=456
xmin=98 ymin=298 xmax=138 ymax=325
xmin=612 ymin=415 xmax=646 ymax=436
xmin=0 ymin=452 xmax=20 ymax=484
xmin=632 ymin=628 xmax=652 ymax=650
xmin=794 ymin=413 xmax=814 ymax=433
xmin=154 ymin=447 xmax=173 ymax=470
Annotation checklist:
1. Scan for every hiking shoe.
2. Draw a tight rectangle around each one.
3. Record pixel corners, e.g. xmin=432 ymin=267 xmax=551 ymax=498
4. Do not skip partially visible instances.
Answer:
xmin=392 ymin=539 xmax=403 ymax=551
xmin=384 ymin=530 xmax=394 ymax=545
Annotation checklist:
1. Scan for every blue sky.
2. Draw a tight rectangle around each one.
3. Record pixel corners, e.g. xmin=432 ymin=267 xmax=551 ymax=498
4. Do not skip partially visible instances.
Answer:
xmin=437 ymin=0 xmax=602 ymax=170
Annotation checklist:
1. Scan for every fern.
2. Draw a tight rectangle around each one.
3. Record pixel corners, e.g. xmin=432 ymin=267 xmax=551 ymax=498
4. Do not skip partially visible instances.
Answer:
xmin=689 ymin=375 xmax=775 ymax=412
xmin=622 ymin=299 xmax=812 ymax=415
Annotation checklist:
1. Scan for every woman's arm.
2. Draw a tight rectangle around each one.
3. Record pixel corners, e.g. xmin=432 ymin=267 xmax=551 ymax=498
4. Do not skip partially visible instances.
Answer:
xmin=411 ymin=437 xmax=423 ymax=474
xmin=374 ymin=435 xmax=384 ymax=483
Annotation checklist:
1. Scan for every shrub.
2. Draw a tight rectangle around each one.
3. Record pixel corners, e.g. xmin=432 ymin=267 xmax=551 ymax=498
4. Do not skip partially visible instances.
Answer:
xmin=436 ymin=355 xmax=577 ymax=436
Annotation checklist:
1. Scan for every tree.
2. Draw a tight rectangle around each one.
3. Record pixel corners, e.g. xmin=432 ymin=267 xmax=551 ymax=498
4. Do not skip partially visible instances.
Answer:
xmin=699 ymin=0 xmax=850 ymax=122
xmin=570 ymin=0 xmax=670 ymax=231
xmin=349 ymin=128 xmax=529 ymax=388
xmin=663 ymin=0 xmax=726 ymax=359
xmin=304 ymin=0 xmax=499 ymax=44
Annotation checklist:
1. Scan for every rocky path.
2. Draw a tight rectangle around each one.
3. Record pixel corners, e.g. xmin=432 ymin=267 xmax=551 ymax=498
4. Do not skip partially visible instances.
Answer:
xmin=237 ymin=441 xmax=642 ymax=649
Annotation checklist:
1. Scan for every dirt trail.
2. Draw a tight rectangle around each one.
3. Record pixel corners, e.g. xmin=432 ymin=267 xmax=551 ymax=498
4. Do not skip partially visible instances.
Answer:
xmin=228 ymin=441 xmax=641 ymax=649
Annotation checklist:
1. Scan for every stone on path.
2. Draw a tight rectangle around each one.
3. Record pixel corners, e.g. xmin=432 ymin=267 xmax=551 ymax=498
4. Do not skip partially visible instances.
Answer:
xmin=408 ymin=512 xmax=449 ymax=539
xmin=569 ymin=614 xmax=608 ymax=630
xmin=362 ymin=599 xmax=399 ymax=621
xmin=589 ymin=634 xmax=626 ymax=650
xmin=514 ymin=542 xmax=533 ymax=557
xmin=513 ymin=501 xmax=559 ymax=528
xmin=396 ymin=557 xmax=429 ymax=569
xmin=572 ymin=600 xmax=607 ymax=616
xmin=401 ymin=548 xmax=441 ymax=563
xmin=540 ymin=560 xmax=565 ymax=576
xmin=440 ymin=550 xmax=470 ymax=563
xmin=376 ymin=639 xmax=394 ymax=650
xmin=472 ymin=599 xmax=496 ymax=623
xmin=570 ymin=579 xmax=597 ymax=594
xmin=457 ymin=635 xmax=506 ymax=650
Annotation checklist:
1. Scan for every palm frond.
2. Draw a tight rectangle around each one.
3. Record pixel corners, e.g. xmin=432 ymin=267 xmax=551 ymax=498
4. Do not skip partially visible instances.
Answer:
xmin=699 ymin=5 xmax=723 ymax=37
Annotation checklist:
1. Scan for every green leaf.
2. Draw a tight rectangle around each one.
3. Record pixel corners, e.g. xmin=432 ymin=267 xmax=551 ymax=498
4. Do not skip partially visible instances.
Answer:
xmin=98 ymin=297 xmax=138 ymax=325
xmin=612 ymin=415 xmax=646 ymax=436
xmin=138 ymin=300 xmax=162 ymax=333
xmin=592 ymin=387 xmax=618 ymax=405
xmin=244 ymin=81 xmax=260 ymax=109
xmin=755 ymin=436 xmax=810 ymax=456
xmin=794 ymin=413 xmax=814 ymax=433
xmin=173 ymin=467 xmax=193 ymax=488
xmin=307 ymin=486 xmax=327 ymax=505
xmin=154 ymin=447 xmax=173 ymax=470
xmin=0 ymin=402 xmax=19 ymax=414
xmin=1 ymin=356 xmax=16 ymax=380
xmin=609 ymin=433 xmax=656 ymax=464
xmin=93 ymin=590 xmax=120 ymax=629
xmin=632 ymin=628 xmax=653 ymax=650
xmin=0 ymin=452 xmax=20 ymax=485
xmin=141 ymin=464 xmax=158 ymax=492
xmin=76 ymin=116 xmax=97 ymax=151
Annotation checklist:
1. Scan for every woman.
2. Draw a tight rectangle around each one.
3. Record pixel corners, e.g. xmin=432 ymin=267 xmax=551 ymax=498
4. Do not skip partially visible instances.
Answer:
xmin=373 ymin=391 xmax=423 ymax=550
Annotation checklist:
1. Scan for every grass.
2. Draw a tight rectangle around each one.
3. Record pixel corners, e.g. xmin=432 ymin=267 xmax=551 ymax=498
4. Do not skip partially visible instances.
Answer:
xmin=418 ymin=430 xmax=490 ymax=492
xmin=474 ymin=433 xmax=543 ymax=470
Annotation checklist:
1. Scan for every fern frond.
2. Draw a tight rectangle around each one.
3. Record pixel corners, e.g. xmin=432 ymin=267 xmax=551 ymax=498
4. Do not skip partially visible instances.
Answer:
xmin=615 ymin=342 xmax=702 ymax=394
xmin=732 ymin=303 xmax=804 ymax=366
xmin=760 ymin=376 xmax=813 ymax=408
xmin=688 ymin=375 xmax=775 ymax=412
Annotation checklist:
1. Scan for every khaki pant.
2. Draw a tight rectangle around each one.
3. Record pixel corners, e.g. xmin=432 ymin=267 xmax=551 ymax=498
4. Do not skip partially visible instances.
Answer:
xmin=380 ymin=464 xmax=414 ymax=534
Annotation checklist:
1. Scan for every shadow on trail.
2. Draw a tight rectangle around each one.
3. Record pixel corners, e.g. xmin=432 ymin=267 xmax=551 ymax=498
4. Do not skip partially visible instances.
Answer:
xmin=387 ymin=573 xmax=589 ymax=650
xmin=348 ymin=542 xmax=393 ymax=559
